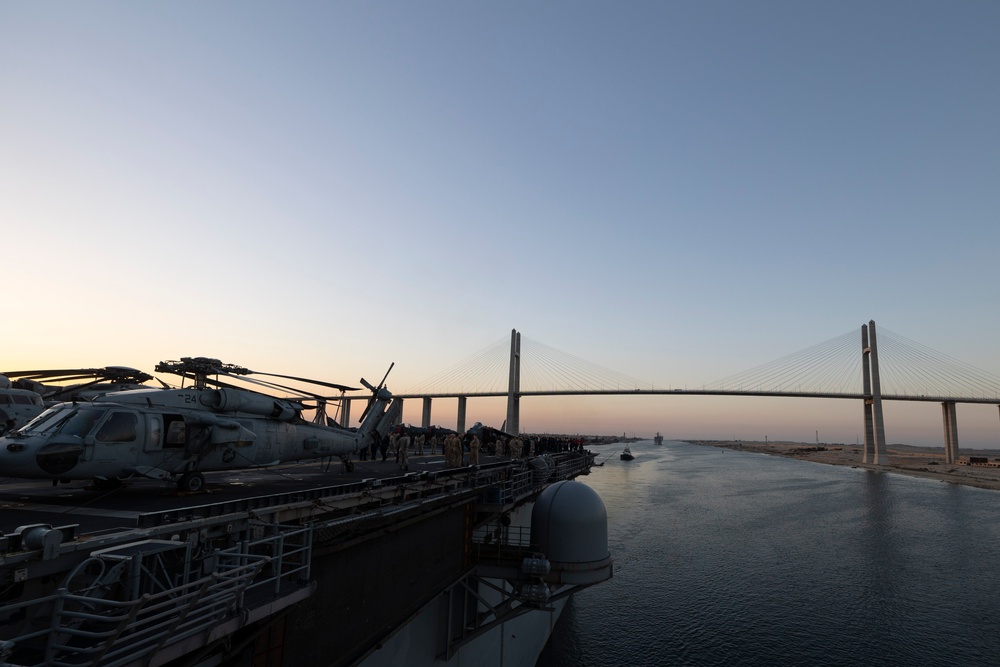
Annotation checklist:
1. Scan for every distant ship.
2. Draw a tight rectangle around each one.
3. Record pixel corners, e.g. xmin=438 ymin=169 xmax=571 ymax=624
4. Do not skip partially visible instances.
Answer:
xmin=654 ymin=432 xmax=664 ymax=445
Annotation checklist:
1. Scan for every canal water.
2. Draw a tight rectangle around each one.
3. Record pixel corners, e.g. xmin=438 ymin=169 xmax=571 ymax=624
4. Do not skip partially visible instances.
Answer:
xmin=536 ymin=440 xmax=1000 ymax=666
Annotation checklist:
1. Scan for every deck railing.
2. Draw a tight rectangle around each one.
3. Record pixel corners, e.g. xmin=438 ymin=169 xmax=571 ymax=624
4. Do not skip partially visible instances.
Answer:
xmin=0 ymin=523 xmax=313 ymax=667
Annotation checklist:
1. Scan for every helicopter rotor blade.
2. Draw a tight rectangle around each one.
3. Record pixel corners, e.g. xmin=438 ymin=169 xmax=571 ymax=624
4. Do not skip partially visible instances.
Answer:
xmin=43 ymin=378 xmax=106 ymax=400
xmin=249 ymin=370 xmax=360 ymax=393
xmin=376 ymin=363 xmax=394 ymax=392
xmin=155 ymin=358 xmax=358 ymax=394
xmin=3 ymin=367 xmax=155 ymax=385
xmin=357 ymin=362 xmax=395 ymax=423
xmin=190 ymin=369 xmax=340 ymax=404
xmin=27 ymin=373 xmax=98 ymax=384
xmin=3 ymin=368 xmax=105 ymax=380
xmin=217 ymin=373 xmax=323 ymax=399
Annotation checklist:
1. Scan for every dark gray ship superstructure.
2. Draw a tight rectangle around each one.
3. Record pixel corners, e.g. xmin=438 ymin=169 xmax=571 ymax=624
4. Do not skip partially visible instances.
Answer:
xmin=0 ymin=450 xmax=610 ymax=666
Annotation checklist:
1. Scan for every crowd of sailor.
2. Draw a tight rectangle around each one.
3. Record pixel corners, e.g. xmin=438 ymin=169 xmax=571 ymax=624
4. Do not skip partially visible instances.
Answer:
xmin=356 ymin=431 xmax=587 ymax=470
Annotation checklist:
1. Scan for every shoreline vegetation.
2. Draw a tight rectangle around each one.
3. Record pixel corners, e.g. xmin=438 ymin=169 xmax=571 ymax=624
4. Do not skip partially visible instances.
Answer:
xmin=685 ymin=440 xmax=1000 ymax=492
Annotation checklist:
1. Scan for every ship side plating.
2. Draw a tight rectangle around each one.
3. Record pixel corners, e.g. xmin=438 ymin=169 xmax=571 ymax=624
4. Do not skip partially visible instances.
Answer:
xmin=0 ymin=451 xmax=611 ymax=667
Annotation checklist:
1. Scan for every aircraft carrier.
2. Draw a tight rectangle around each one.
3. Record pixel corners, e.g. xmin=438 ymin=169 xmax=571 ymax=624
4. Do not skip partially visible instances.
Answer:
xmin=0 ymin=449 xmax=611 ymax=666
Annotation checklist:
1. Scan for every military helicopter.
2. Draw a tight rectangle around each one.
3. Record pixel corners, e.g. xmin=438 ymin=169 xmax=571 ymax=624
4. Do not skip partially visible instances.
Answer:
xmin=0 ymin=375 xmax=47 ymax=436
xmin=466 ymin=421 xmax=515 ymax=446
xmin=0 ymin=357 xmax=401 ymax=491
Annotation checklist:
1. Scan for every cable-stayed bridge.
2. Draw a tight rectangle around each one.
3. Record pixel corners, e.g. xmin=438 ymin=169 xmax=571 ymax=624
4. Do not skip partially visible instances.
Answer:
xmin=401 ymin=326 xmax=1000 ymax=403
xmin=342 ymin=321 xmax=1000 ymax=466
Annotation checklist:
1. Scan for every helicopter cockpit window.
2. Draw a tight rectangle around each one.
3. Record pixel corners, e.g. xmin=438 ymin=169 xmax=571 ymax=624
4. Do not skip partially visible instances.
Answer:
xmin=96 ymin=412 xmax=138 ymax=443
xmin=21 ymin=406 xmax=105 ymax=437
xmin=60 ymin=408 xmax=105 ymax=437
xmin=18 ymin=408 xmax=64 ymax=434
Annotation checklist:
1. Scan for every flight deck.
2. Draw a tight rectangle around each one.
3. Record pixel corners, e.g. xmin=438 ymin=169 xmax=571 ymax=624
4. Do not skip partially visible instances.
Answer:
xmin=0 ymin=453 xmax=483 ymax=535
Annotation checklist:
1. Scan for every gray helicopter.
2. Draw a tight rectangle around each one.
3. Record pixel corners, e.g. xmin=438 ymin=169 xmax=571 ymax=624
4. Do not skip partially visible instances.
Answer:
xmin=0 ymin=357 xmax=401 ymax=491
xmin=0 ymin=375 xmax=46 ymax=436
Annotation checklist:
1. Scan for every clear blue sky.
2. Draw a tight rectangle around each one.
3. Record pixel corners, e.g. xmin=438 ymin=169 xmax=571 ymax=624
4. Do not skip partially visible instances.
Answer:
xmin=3 ymin=2 xmax=999 ymax=446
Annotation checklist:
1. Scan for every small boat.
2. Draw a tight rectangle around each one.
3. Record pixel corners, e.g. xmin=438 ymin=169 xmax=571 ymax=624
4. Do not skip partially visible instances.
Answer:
xmin=654 ymin=432 xmax=663 ymax=445
xmin=620 ymin=446 xmax=634 ymax=461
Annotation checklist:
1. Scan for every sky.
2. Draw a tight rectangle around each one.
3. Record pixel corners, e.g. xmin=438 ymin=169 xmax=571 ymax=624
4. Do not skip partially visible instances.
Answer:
xmin=3 ymin=2 xmax=999 ymax=447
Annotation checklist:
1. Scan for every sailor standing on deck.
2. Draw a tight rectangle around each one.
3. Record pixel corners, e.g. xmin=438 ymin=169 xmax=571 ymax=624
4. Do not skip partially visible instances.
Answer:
xmin=398 ymin=432 xmax=411 ymax=470
xmin=444 ymin=434 xmax=460 ymax=468
xmin=510 ymin=436 xmax=523 ymax=460
xmin=416 ymin=433 xmax=425 ymax=456
xmin=442 ymin=434 xmax=452 ymax=467
xmin=469 ymin=435 xmax=481 ymax=467
xmin=380 ymin=432 xmax=390 ymax=461
xmin=445 ymin=433 xmax=459 ymax=468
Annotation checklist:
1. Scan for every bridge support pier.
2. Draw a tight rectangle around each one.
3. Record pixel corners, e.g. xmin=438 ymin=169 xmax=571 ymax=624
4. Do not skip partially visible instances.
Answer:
xmin=941 ymin=402 xmax=959 ymax=464
xmin=457 ymin=396 xmax=467 ymax=434
xmin=862 ymin=321 xmax=890 ymax=464
xmin=861 ymin=327 xmax=875 ymax=464
xmin=506 ymin=329 xmax=521 ymax=436
xmin=422 ymin=397 xmax=432 ymax=429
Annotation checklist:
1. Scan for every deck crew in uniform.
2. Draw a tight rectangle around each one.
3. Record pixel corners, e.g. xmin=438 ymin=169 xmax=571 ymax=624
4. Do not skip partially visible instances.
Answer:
xmin=469 ymin=435 xmax=481 ymax=466
xmin=510 ymin=436 xmax=523 ymax=459
xmin=398 ymin=432 xmax=411 ymax=470
xmin=445 ymin=433 xmax=460 ymax=467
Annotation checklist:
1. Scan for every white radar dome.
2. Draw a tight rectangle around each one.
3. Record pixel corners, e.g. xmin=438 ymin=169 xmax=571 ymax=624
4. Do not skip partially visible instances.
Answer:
xmin=531 ymin=480 xmax=609 ymax=564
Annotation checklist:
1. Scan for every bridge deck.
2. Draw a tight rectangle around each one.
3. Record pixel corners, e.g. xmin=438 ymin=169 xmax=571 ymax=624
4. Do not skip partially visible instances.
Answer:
xmin=392 ymin=389 xmax=1000 ymax=404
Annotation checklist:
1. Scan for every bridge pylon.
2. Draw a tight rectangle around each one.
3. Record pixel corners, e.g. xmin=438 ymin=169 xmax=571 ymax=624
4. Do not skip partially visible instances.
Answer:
xmin=861 ymin=326 xmax=875 ymax=462
xmin=506 ymin=329 xmax=521 ymax=435
xmin=941 ymin=401 xmax=959 ymax=464
xmin=862 ymin=320 xmax=890 ymax=464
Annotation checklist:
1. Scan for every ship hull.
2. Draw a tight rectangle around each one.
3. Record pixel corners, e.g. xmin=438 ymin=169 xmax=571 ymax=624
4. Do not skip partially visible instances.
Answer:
xmin=0 ymin=452 xmax=608 ymax=667
xmin=361 ymin=592 xmax=566 ymax=666
xmin=355 ymin=503 xmax=566 ymax=666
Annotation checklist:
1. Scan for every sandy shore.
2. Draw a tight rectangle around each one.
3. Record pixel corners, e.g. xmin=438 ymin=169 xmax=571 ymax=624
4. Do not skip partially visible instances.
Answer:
xmin=687 ymin=440 xmax=1000 ymax=492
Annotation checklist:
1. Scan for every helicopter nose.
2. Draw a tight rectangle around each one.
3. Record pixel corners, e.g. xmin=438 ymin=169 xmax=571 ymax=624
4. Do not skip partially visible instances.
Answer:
xmin=1 ymin=435 xmax=35 ymax=474
xmin=34 ymin=437 xmax=85 ymax=476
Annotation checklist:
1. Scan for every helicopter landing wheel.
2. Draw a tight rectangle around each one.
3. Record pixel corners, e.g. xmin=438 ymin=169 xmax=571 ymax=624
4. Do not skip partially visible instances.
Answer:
xmin=178 ymin=472 xmax=205 ymax=493
xmin=344 ymin=461 xmax=355 ymax=473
